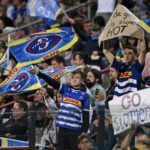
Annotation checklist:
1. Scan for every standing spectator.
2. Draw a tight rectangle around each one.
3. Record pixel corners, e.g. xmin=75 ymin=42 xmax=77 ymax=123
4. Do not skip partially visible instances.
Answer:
xmin=0 ymin=0 xmax=15 ymax=20
xmin=85 ymin=68 xmax=104 ymax=107
xmin=29 ymin=68 xmax=90 ymax=150
xmin=103 ymin=38 xmax=146 ymax=99
xmin=34 ymin=102 xmax=57 ymax=150
xmin=96 ymin=0 xmax=116 ymax=22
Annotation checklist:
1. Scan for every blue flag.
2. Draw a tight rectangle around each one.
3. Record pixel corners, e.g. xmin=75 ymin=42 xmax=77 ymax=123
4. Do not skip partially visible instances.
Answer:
xmin=36 ymin=19 xmax=60 ymax=32
xmin=26 ymin=0 xmax=61 ymax=19
xmin=0 ymin=137 xmax=29 ymax=147
xmin=8 ymin=28 xmax=78 ymax=66
xmin=0 ymin=64 xmax=41 ymax=94
xmin=40 ymin=65 xmax=83 ymax=85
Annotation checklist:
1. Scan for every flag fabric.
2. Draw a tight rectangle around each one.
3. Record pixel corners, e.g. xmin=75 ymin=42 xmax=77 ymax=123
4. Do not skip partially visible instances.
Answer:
xmin=0 ymin=48 xmax=9 ymax=70
xmin=26 ymin=0 xmax=61 ymax=19
xmin=0 ymin=137 xmax=28 ymax=147
xmin=8 ymin=27 xmax=78 ymax=67
xmin=0 ymin=63 xmax=42 ymax=94
xmin=98 ymin=4 xmax=149 ymax=45
xmin=36 ymin=19 xmax=60 ymax=32
xmin=40 ymin=65 xmax=83 ymax=85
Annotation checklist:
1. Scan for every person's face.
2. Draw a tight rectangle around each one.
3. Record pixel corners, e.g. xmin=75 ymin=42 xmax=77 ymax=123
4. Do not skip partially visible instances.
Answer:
xmin=135 ymin=133 xmax=150 ymax=150
xmin=83 ymin=22 xmax=92 ymax=35
xmin=73 ymin=55 xmax=84 ymax=66
xmin=51 ymin=60 xmax=60 ymax=69
xmin=36 ymin=108 xmax=46 ymax=120
xmin=95 ymin=92 xmax=104 ymax=100
xmin=124 ymin=48 xmax=136 ymax=63
xmin=56 ymin=92 xmax=62 ymax=104
xmin=12 ymin=103 xmax=24 ymax=119
xmin=86 ymin=71 xmax=95 ymax=84
xmin=34 ymin=89 xmax=46 ymax=102
xmin=109 ymin=67 xmax=117 ymax=80
xmin=78 ymin=138 xmax=92 ymax=150
xmin=70 ymin=73 xmax=82 ymax=88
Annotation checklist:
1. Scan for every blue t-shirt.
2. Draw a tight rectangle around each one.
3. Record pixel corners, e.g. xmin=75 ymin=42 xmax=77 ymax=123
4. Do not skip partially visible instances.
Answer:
xmin=112 ymin=58 xmax=143 ymax=99
xmin=56 ymin=84 xmax=90 ymax=131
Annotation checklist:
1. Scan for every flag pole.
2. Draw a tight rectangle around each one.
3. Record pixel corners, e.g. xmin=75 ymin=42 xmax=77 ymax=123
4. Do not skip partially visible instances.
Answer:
xmin=62 ymin=9 xmax=70 ymax=20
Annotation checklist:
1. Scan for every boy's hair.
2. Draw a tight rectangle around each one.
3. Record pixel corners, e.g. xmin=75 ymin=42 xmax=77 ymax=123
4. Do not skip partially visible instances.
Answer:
xmin=72 ymin=69 xmax=84 ymax=79
xmin=124 ymin=45 xmax=138 ymax=55
xmin=78 ymin=133 xmax=91 ymax=143
xmin=17 ymin=100 xmax=28 ymax=113
xmin=50 ymin=55 xmax=65 ymax=66
xmin=72 ymin=52 xmax=87 ymax=64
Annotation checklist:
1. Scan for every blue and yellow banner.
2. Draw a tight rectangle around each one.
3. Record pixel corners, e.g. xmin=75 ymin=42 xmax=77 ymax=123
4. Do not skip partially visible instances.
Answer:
xmin=26 ymin=0 xmax=61 ymax=19
xmin=0 ymin=64 xmax=41 ymax=94
xmin=8 ymin=28 xmax=78 ymax=67
xmin=0 ymin=137 xmax=28 ymax=147
xmin=0 ymin=48 xmax=9 ymax=70
xmin=40 ymin=65 xmax=83 ymax=85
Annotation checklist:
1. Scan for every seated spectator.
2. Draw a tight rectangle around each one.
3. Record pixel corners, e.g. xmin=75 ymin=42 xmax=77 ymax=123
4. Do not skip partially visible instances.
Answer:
xmin=0 ymin=100 xmax=28 ymax=141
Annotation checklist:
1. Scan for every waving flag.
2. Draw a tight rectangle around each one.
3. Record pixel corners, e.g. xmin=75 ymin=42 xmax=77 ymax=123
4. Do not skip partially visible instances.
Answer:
xmin=26 ymin=0 xmax=61 ymax=19
xmin=8 ymin=28 xmax=78 ymax=67
xmin=0 ymin=35 xmax=11 ymax=70
xmin=0 ymin=49 xmax=9 ymax=70
xmin=0 ymin=137 xmax=28 ymax=147
xmin=40 ymin=66 xmax=83 ymax=85
xmin=0 ymin=64 xmax=41 ymax=94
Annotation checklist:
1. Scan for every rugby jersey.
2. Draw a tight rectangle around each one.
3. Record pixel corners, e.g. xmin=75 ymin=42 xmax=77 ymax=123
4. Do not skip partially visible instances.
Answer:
xmin=112 ymin=58 xmax=143 ymax=99
xmin=56 ymin=84 xmax=90 ymax=131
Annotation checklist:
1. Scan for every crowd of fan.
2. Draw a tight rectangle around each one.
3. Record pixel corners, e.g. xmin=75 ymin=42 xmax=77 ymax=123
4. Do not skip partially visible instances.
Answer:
xmin=0 ymin=0 xmax=150 ymax=150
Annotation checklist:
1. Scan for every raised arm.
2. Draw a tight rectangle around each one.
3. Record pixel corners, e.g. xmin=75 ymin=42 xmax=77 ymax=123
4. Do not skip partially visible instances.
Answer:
xmin=103 ymin=48 xmax=115 ymax=65
xmin=28 ymin=67 xmax=60 ymax=90
xmin=138 ymin=39 xmax=146 ymax=65
xmin=103 ymin=41 xmax=115 ymax=64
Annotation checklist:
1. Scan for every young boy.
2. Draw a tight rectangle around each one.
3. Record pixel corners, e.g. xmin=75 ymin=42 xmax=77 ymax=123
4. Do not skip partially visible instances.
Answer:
xmin=29 ymin=68 xmax=90 ymax=150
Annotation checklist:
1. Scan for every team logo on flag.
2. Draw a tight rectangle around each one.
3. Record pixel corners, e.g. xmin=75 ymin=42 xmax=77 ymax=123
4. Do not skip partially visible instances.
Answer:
xmin=26 ymin=35 xmax=61 ymax=54
xmin=7 ymin=73 xmax=29 ymax=92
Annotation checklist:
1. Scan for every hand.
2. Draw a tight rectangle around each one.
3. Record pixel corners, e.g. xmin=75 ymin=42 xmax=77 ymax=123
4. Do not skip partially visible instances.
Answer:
xmin=67 ymin=17 xmax=75 ymax=25
xmin=131 ymin=121 xmax=139 ymax=131
xmin=28 ymin=66 xmax=39 ymax=74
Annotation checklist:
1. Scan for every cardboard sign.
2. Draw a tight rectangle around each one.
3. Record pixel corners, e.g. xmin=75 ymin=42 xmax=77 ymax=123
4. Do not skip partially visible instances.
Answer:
xmin=98 ymin=4 xmax=147 ymax=45
xmin=109 ymin=88 xmax=150 ymax=135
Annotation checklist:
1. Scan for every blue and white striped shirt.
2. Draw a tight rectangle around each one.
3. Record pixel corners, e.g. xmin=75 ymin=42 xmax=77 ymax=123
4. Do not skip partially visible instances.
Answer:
xmin=56 ymin=84 xmax=90 ymax=131
xmin=112 ymin=59 xmax=143 ymax=100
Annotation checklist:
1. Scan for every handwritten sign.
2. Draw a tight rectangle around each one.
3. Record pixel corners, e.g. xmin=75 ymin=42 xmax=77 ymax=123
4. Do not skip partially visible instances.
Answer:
xmin=99 ymin=4 xmax=144 ymax=45
xmin=109 ymin=88 xmax=150 ymax=135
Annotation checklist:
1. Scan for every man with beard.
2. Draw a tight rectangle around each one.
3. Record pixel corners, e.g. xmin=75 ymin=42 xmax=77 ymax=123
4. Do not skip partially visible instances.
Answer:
xmin=85 ymin=68 xmax=106 ymax=107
